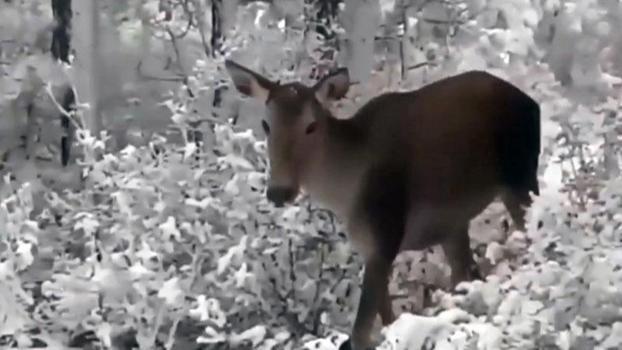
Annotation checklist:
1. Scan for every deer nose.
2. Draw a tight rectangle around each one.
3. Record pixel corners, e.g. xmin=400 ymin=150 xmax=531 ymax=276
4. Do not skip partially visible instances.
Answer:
xmin=266 ymin=186 xmax=296 ymax=207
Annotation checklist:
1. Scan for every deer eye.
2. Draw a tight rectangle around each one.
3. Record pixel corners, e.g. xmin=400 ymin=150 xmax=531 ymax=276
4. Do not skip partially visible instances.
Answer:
xmin=261 ymin=120 xmax=270 ymax=134
xmin=305 ymin=121 xmax=317 ymax=135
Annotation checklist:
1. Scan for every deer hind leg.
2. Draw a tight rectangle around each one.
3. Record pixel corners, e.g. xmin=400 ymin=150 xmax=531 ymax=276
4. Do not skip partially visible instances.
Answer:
xmin=379 ymin=274 xmax=395 ymax=326
xmin=501 ymin=188 xmax=533 ymax=232
xmin=498 ymin=118 xmax=539 ymax=232
xmin=441 ymin=224 xmax=481 ymax=289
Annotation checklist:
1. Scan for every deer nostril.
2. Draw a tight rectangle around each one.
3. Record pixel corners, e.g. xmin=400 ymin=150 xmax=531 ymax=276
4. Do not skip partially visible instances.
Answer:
xmin=266 ymin=187 xmax=296 ymax=207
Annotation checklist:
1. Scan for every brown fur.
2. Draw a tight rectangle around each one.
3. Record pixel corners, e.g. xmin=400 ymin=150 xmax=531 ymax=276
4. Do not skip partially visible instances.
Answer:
xmin=225 ymin=61 xmax=541 ymax=350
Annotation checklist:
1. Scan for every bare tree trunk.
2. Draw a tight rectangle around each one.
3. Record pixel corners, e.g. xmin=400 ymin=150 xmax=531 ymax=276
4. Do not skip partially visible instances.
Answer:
xmin=72 ymin=0 xmax=102 ymax=135
xmin=341 ymin=0 xmax=381 ymax=82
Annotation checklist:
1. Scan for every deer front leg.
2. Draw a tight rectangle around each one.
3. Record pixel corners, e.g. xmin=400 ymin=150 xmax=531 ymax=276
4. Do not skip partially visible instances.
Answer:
xmin=340 ymin=165 xmax=406 ymax=350
xmin=441 ymin=224 xmax=481 ymax=289
xmin=340 ymin=255 xmax=393 ymax=350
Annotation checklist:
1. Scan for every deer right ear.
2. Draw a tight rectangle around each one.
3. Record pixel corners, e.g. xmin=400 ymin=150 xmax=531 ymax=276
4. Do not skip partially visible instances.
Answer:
xmin=225 ymin=60 xmax=276 ymax=103
xmin=313 ymin=67 xmax=350 ymax=105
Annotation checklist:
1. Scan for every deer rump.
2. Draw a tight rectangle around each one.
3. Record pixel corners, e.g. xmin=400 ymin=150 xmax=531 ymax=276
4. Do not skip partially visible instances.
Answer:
xmin=347 ymin=70 xmax=540 ymax=258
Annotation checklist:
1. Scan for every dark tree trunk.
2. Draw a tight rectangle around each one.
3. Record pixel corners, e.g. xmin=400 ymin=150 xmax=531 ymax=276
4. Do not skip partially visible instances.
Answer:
xmin=211 ymin=0 xmax=223 ymax=58
xmin=59 ymin=88 xmax=75 ymax=166
xmin=313 ymin=0 xmax=341 ymax=41
xmin=211 ymin=0 xmax=224 ymax=117
xmin=305 ymin=0 xmax=343 ymax=79
xmin=51 ymin=0 xmax=74 ymax=166
xmin=211 ymin=0 xmax=225 ymax=109
xmin=52 ymin=0 xmax=72 ymax=63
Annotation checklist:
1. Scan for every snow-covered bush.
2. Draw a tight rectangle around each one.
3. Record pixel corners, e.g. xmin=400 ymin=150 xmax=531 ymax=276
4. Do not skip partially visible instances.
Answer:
xmin=0 ymin=116 xmax=371 ymax=348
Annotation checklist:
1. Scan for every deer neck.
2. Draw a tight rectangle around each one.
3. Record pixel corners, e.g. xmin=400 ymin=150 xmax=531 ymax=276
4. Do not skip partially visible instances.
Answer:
xmin=300 ymin=115 xmax=367 ymax=218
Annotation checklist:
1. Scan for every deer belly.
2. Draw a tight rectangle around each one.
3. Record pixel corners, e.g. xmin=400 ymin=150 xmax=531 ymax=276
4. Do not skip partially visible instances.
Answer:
xmin=399 ymin=194 xmax=495 ymax=252
xmin=399 ymin=206 xmax=451 ymax=251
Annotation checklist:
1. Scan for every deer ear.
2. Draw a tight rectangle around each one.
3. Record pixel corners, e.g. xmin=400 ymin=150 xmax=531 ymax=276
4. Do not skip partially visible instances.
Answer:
xmin=225 ymin=60 xmax=277 ymax=103
xmin=313 ymin=67 xmax=350 ymax=104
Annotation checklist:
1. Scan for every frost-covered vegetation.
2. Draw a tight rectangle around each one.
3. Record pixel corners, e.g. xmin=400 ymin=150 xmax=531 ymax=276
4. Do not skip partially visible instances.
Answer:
xmin=1 ymin=0 xmax=622 ymax=349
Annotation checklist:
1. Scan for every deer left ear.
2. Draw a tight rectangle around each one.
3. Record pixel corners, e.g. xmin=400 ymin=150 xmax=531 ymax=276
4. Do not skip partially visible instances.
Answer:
xmin=313 ymin=67 xmax=350 ymax=105
xmin=225 ymin=60 xmax=277 ymax=103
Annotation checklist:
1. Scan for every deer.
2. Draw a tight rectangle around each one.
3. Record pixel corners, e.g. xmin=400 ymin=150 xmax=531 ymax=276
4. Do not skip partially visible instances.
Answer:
xmin=224 ymin=60 xmax=540 ymax=350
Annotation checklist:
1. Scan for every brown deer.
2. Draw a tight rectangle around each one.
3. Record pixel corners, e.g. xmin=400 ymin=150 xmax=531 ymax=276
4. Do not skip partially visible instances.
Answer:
xmin=225 ymin=60 xmax=540 ymax=350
